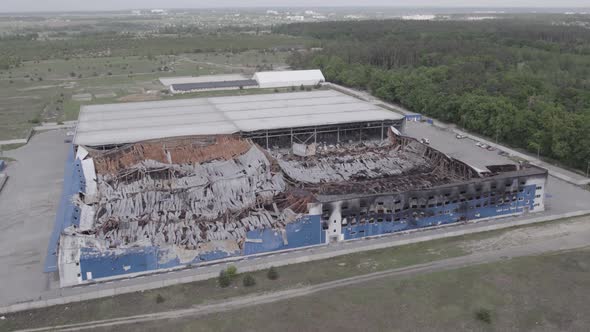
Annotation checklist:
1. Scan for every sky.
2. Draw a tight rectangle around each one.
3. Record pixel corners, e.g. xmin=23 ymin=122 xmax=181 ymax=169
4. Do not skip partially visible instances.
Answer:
xmin=2 ymin=1 xmax=589 ymax=13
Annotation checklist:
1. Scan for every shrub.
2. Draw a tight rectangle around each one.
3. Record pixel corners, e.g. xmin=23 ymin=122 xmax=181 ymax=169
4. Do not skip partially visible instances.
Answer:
xmin=155 ymin=294 xmax=165 ymax=303
xmin=475 ymin=308 xmax=492 ymax=324
xmin=218 ymin=270 xmax=231 ymax=288
xmin=226 ymin=265 xmax=238 ymax=278
xmin=300 ymin=84 xmax=305 ymax=91
xmin=267 ymin=266 xmax=279 ymax=280
xmin=242 ymin=274 xmax=256 ymax=287
xmin=28 ymin=117 xmax=41 ymax=124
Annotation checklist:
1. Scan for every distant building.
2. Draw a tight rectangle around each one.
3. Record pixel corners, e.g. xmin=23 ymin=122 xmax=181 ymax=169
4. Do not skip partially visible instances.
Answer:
xmin=150 ymin=9 xmax=167 ymax=15
xmin=170 ymin=79 xmax=258 ymax=93
xmin=401 ymin=15 xmax=436 ymax=21
xmin=161 ymin=70 xmax=326 ymax=94
xmin=254 ymin=69 xmax=325 ymax=89
xmin=287 ymin=15 xmax=305 ymax=21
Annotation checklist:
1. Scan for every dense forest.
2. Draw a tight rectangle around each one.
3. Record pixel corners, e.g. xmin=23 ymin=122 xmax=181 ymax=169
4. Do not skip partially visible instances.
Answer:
xmin=275 ymin=19 xmax=590 ymax=172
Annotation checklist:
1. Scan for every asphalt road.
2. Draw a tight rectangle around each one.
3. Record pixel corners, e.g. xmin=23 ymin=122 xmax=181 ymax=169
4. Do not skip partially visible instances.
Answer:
xmin=0 ymin=130 xmax=69 ymax=305
xmin=17 ymin=217 xmax=590 ymax=332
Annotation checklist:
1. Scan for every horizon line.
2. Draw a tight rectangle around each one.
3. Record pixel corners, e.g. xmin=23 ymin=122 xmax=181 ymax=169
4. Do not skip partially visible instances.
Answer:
xmin=1 ymin=5 xmax=590 ymax=15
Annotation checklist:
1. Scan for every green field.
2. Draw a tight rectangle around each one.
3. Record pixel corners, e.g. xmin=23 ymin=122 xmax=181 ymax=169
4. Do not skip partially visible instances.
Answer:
xmin=0 ymin=49 xmax=292 ymax=140
xmin=133 ymin=248 xmax=590 ymax=332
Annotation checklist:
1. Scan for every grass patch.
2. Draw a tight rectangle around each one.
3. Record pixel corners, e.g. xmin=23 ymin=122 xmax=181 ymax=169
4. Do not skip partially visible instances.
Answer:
xmin=475 ymin=308 xmax=492 ymax=324
xmin=0 ymin=143 xmax=26 ymax=151
xmin=127 ymin=248 xmax=590 ymax=332
xmin=0 ymin=156 xmax=17 ymax=162
xmin=62 ymin=99 xmax=81 ymax=121
xmin=0 ymin=48 xmax=292 ymax=139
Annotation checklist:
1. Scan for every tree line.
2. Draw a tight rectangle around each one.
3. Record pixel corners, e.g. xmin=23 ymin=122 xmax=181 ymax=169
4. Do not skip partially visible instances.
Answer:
xmin=276 ymin=19 xmax=590 ymax=172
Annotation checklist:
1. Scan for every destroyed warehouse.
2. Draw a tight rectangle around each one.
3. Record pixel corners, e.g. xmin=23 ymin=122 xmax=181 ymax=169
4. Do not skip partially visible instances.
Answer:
xmin=45 ymin=89 xmax=547 ymax=286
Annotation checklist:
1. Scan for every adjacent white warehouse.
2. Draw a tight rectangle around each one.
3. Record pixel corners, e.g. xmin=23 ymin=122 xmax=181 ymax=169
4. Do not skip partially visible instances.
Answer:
xmin=254 ymin=69 xmax=325 ymax=88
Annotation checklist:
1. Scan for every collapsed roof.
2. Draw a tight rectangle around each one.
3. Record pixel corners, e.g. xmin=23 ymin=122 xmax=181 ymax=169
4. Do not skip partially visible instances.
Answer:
xmin=73 ymin=131 xmax=478 ymax=254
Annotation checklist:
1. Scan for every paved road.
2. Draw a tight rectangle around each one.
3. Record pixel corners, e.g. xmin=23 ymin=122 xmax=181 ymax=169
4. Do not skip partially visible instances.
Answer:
xmin=0 ymin=130 xmax=69 ymax=305
xmin=17 ymin=223 xmax=590 ymax=332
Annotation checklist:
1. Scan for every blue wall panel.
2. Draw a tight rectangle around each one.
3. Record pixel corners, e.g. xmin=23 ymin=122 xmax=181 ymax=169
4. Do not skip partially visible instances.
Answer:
xmin=79 ymin=216 xmax=323 ymax=280
xmin=342 ymin=185 xmax=537 ymax=241
xmin=44 ymin=146 xmax=85 ymax=272
xmin=76 ymin=185 xmax=538 ymax=281
xmin=80 ymin=246 xmax=159 ymax=280
xmin=243 ymin=215 xmax=322 ymax=255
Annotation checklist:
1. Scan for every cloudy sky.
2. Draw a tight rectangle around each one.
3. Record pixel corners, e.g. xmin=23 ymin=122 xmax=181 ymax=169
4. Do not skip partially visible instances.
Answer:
xmin=3 ymin=1 xmax=589 ymax=13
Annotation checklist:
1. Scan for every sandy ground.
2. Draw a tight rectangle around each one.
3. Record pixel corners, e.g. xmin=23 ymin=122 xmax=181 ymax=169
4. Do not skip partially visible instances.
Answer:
xmin=460 ymin=217 xmax=586 ymax=252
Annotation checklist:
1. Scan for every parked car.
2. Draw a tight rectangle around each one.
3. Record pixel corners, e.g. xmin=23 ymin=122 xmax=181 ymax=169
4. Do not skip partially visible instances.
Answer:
xmin=455 ymin=134 xmax=467 ymax=139
xmin=486 ymin=145 xmax=496 ymax=151
xmin=420 ymin=138 xmax=430 ymax=145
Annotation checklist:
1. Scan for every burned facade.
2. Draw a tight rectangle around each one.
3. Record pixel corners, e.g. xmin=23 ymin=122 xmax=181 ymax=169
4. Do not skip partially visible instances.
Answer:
xmin=47 ymin=89 xmax=547 ymax=286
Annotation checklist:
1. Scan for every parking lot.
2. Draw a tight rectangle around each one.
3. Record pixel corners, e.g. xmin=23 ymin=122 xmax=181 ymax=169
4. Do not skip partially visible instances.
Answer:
xmin=404 ymin=120 xmax=590 ymax=214
xmin=0 ymin=130 xmax=69 ymax=304
xmin=404 ymin=120 xmax=516 ymax=171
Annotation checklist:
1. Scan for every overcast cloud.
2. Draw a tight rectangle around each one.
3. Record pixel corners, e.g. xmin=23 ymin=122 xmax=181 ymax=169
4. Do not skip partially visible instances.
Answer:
xmin=2 ymin=1 xmax=589 ymax=13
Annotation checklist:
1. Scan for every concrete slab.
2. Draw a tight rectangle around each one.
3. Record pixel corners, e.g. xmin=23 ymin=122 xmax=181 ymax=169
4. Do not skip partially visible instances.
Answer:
xmin=0 ymin=130 xmax=69 ymax=305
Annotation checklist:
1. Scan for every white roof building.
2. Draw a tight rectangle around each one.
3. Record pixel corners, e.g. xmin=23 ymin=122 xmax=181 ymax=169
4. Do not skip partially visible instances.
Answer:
xmin=74 ymin=90 xmax=403 ymax=147
xmin=253 ymin=70 xmax=325 ymax=88
xmin=159 ymin=74 xmax=250 ymax=87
